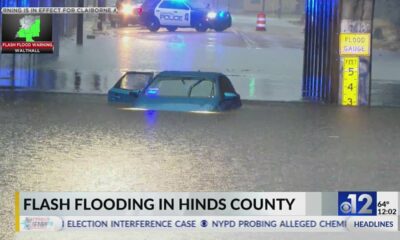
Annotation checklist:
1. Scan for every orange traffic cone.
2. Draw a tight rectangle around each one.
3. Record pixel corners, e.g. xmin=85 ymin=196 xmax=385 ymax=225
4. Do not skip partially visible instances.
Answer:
xmin=256 ymin=12 xmax=266 ymax=31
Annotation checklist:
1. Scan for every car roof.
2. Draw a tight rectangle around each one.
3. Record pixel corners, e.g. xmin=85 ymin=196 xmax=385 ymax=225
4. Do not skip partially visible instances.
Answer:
xmin=156 ymin=71 xmax=222 ymax=80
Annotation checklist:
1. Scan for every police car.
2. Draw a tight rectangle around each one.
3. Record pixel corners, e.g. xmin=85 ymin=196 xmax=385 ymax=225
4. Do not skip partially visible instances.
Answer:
xmin=140 ymin=0 xmax=232 ymax=32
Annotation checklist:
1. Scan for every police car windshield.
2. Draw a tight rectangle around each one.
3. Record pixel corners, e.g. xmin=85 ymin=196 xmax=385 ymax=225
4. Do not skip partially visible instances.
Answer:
xmin=148 ymin=77 xmax=215 ymax=98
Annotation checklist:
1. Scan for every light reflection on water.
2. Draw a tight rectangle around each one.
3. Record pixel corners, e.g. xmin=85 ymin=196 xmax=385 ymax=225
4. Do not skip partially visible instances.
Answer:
xmin=145 ymin=110 xmax=158 ymax=127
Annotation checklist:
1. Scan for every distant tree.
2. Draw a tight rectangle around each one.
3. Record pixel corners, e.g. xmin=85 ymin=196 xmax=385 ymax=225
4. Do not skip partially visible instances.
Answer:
xmin=384 ymin=0 xmax=400 ymax=25
xmin=376 ymin=0 xmax=400 ymax=37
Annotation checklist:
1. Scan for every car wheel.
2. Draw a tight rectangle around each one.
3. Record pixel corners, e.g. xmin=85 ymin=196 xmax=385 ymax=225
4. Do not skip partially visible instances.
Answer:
xmin=166 ymin=26 xmax=178 ymax=32
xmin=195 ymin=21 xmax=208 ymax=32
xmin=214 ymin=27 xmax=227 ymax=32
xmin=147 ymin=17 xmax=161 ymax=32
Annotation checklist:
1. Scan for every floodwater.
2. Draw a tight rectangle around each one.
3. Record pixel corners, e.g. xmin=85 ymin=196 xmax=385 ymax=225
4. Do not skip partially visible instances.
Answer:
xmin=1 ymin=92 xmax=400 ymax=238
xmin=0 ymin=15 xmax=305 ymax=102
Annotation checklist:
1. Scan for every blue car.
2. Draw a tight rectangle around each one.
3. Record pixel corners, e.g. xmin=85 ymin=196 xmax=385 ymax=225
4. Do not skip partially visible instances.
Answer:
xmin=108 ymin=71 xmax=242 ymax=112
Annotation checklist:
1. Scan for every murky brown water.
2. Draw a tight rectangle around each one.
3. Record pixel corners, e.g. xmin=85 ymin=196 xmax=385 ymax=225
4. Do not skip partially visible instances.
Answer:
xmin=1 ymin=92 xmax=400 ymax=239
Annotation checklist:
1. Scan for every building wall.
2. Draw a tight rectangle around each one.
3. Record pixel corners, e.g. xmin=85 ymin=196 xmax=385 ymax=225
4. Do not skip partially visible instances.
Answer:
xmin=241 ymin=0 xmax=303 ymax=14
xmin=243 ymin=0 xmax=263 ymax=11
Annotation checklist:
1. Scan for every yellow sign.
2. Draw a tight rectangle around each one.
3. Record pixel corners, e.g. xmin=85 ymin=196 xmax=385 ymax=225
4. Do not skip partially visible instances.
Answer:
xmin=342 ymin=57 xmax=359 ymax=106
xmin=15 ymin=192 xmax=20 ymax=232
xmin=340 ymin=33 xmax=371 ymax=56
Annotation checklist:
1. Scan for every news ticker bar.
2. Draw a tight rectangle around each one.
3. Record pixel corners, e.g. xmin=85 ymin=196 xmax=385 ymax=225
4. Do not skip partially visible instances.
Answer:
xmin=15 ymin=192 xmax=399 ymax=232
xmin=18 ymin=216 xmax=399 ymax=232
xmin=1 ymin=7 xmax=117 ymax=14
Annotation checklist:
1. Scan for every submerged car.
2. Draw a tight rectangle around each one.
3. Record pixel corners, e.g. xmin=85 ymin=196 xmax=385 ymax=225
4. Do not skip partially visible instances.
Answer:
xmin=108 ymin=71 xmax=241 ymax=112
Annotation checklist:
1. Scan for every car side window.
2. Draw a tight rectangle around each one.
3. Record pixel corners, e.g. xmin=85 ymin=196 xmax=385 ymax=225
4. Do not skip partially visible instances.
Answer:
xmin=219 ymin=76 xmax=235 ymax=94
xmin=147 ymin=78 xmax=214 ymax=98
xmin=175 ymin=2 xmax=189 ymax=10
xmin=159 ymin=1 xmax=188 ymax=10
xmin=159 ymin=1 xmax=174 ymax=9
xmin=190 ymin=80 xmax=215 ymax=98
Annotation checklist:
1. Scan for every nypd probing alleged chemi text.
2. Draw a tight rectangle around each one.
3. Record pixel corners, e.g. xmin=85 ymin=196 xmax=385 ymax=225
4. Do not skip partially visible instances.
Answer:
xmin=64 ymin=219 xmax=395 ymax=229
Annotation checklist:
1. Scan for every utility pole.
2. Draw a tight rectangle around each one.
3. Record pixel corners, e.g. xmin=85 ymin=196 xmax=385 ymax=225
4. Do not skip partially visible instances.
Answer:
xmin=278 ymin=0 xmax=282 ymax=18
xmin=262 ymin=0 xmax=266 ymax=12
xmin=77 ymin=0 xmax=84 ymax=45
xmin=52 ymin=0 xmax=62 ymax=57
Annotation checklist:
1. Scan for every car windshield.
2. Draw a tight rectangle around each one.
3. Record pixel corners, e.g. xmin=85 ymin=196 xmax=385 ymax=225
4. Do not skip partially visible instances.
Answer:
xmin=146 ymin=77 xmax=215 ymax=98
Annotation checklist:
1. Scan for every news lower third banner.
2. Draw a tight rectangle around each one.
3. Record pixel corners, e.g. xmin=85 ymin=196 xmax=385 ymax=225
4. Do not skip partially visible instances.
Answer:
xmin=15 ymin=192 xmax=399 ymax=232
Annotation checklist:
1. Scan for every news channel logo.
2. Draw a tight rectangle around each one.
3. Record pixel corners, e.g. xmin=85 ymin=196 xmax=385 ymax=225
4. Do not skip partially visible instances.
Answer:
xmin=20 ymin=216 xmax=63 ymax=231
xmin=338 ymin=192 xmax=377 ymax=216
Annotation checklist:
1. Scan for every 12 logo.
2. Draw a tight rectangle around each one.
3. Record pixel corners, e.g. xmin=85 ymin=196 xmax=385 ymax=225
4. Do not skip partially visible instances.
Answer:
xmin=338 ymin=192 xmax=377 ymax=216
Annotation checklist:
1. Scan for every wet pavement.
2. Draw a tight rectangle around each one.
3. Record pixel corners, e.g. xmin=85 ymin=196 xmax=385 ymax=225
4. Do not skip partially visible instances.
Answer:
xmin=1 ymin=92 xmax=400 ymax=239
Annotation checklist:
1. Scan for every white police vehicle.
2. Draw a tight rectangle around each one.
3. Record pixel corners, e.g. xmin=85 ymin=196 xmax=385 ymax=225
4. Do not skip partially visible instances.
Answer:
xmin=140 ymin=0 xmax=232 ymax=32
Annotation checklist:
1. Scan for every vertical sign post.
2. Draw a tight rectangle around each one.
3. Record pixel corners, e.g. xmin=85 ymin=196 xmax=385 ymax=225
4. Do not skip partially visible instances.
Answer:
xmin=339 ymin=0 xmax=374 ymax=107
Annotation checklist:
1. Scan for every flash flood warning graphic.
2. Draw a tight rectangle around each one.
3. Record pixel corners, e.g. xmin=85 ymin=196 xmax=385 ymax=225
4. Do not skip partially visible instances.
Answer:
xmin=1 ymin=14 xmax=53 ymax=53
xmin=15 ymin=15 xmax=41 ymax=42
